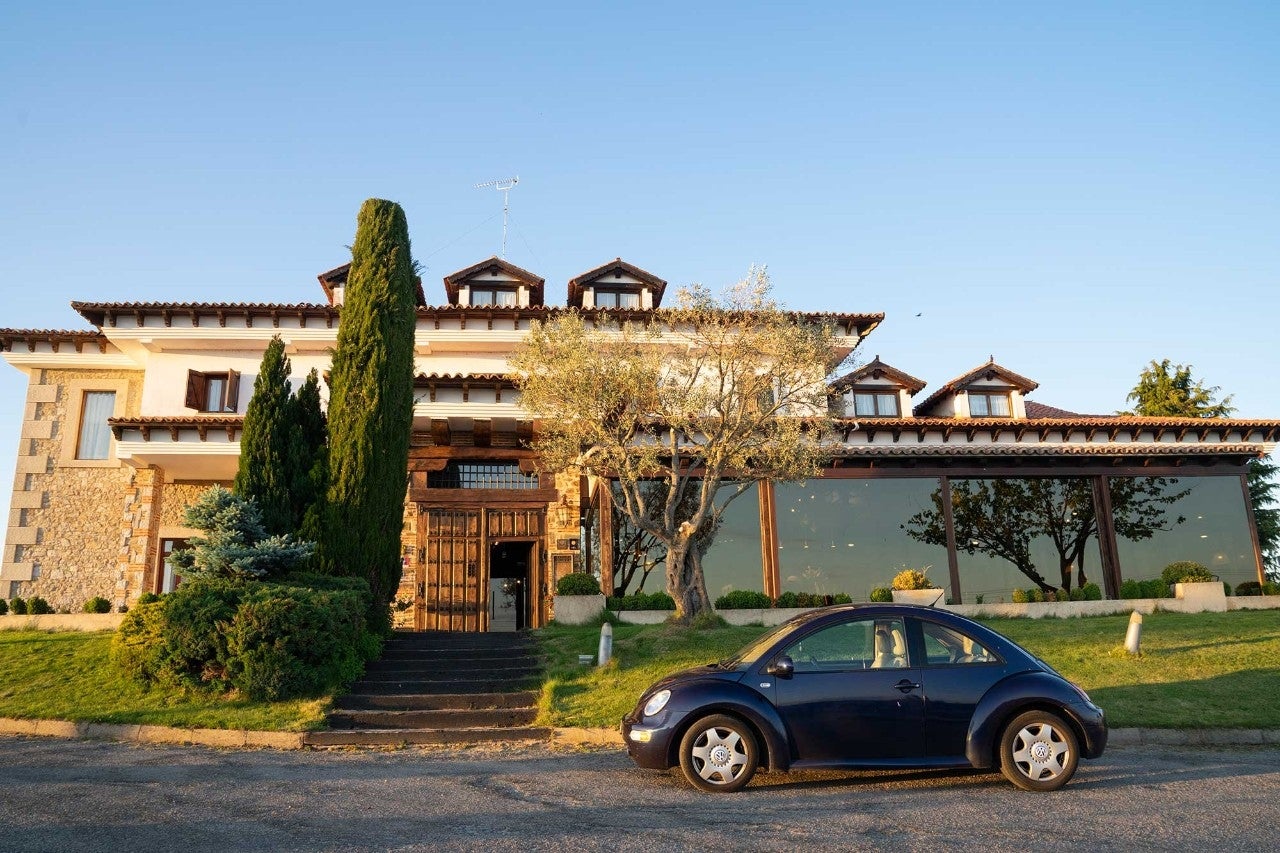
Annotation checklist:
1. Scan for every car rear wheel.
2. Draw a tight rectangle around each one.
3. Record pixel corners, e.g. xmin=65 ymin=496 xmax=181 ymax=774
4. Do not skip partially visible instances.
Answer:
xmin=999 ymin=710 xmax=1080 ymax=791
xmin=677 ymin=714 xmax=759 ymax=793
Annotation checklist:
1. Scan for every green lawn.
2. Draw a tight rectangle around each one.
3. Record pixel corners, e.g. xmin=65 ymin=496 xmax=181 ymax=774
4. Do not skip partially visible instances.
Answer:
xmin=4 ymin=610 xmax=1278 ymax=734
xmin=0 ymin=631 xmax=329 ymax=731
xmin=535 ymin=610 xmax=1280 ymax=730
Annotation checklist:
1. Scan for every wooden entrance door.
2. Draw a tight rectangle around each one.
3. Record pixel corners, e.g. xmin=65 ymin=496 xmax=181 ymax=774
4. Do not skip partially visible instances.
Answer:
xmin=417 ymin=507 xmax=546 ymax=631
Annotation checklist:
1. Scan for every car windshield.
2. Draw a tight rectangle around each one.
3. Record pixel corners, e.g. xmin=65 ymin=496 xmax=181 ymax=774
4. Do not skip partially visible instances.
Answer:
xmin=720 ymin=621 xmax=805 ymax=667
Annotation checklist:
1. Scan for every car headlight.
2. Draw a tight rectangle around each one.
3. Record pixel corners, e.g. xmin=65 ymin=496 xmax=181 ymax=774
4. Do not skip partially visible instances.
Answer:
xmin=643 ymin=689 xmax=672 ymax=717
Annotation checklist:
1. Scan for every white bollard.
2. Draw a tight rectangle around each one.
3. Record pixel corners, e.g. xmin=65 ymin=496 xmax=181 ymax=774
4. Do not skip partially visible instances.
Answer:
xmin=1124 ymin=610 xmax=1143 ymax=655
xmin=598 ymin=622 xmax=613 ymax=667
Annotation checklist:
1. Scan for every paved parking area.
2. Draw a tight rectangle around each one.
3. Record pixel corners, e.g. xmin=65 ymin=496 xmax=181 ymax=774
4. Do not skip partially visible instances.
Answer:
xmin=0 ymin=736 xmax=1277 ymax=851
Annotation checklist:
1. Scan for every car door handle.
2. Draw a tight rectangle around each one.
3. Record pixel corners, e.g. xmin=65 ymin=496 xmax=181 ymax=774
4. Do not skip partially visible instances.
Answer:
xmin=894 ymin=679 xmax=922 ymax=693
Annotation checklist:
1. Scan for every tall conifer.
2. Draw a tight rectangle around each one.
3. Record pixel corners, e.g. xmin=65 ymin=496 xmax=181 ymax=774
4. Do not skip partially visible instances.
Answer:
xmin=234 ymin=335 xmax=295 ymax=535
xmin=292 ymin=368 xmax=328 ymax=539
xmin=316 ymin=199 xmax=417 ymax=625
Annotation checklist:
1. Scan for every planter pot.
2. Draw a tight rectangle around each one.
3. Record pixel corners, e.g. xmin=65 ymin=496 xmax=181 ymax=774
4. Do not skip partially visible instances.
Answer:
xmin=552 ymin=594 xmax=606 ymax=625
xmin=891 ymin=588 xmax=945 ymax=607
xmin=1174 ymin=581 xmax=1228 ymax=613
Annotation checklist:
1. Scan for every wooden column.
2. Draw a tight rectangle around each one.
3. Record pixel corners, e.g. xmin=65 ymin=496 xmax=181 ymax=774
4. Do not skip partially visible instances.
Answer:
xmin=1241 ymin=471 xmax=1267 ymax=585
xmin=759 ymin=480 xmax=780 ymax=599
xmin=1092 ymin=475 xmax=1122 ymax=599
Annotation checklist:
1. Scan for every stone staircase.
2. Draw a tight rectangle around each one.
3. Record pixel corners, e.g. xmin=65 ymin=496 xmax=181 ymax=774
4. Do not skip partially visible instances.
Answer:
xmin=305 ymin=631 xmax=549 ymax=747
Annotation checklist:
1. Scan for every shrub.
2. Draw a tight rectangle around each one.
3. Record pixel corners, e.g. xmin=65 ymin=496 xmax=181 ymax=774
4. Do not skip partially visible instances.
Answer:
xmin=891 ymin=568 xmax=935 ymax=590
xmin=869 ymin=587 xmax=893 ymax=603
xmin=137 ymin=592 xmax=162 ymax=605
xmin=714 ymin=590 xmax=772 ymax=610
xmin=606 ymin=591 xmax=676 ymax=611
xmin=112 ymin=601 xmax=170 ymax=684
xmin=1031 ymin=588 xmax=1046 ymax=604
xmin=1011 ymin=588 xmax=1028 ymax=604
xmin=0 ymin=599 xmax=7 ymax=616
xmin=1235 ymin=581 xmax=1262 ymax=597
xmin=26 ymin=597 xmax=52 ymax=615
xmin=222 ymin=584 xmax=367 ymax=701
xmin=556 ymin=573 xmax=602 ymax=596
xmin=9 ymin=597 xmax=27 ymax=615
xmin=1264 ymin=581 xmax=1280 ymax=596
xmin=1161 ymin=561 xmax=1213 ymax=586
xmin=1081 ymin=582 xmax=1103 ymax=601
xmin=831 ymin=593 xmax=853 ymax=605
xmin=84 ymin=596 xmax=112 ymax=614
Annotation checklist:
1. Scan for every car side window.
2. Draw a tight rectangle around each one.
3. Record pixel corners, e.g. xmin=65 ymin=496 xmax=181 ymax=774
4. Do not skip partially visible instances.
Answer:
xmin=782 ymin=618 xmax=908 ymax=672
xmin=921 ymin=622 xmax=996 ymax=666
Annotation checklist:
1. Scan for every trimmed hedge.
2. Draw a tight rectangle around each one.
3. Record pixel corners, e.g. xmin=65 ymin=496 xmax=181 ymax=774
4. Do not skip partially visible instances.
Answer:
xmin=1161 ymin=561 xmax=1214 ymax=585
xmin=0 ymin=599 xmax=7 ymax=616
xmin=869 ymin=587 xmax=893 ymax=603
xmin=9 ymin=598 xmax=26 ymax=615
xmin=83 ymin=596 xmax=112 ymax=614
xmin=714 ymin=590 xmax=773 ymax=610
xmin=607 ymin=591 xmax=676 ymax=611
xmin=26 ymin=597 xmax=52 ymax=615
xmin=556 ymin=573 xmax=602 ymax=596
xmin=112 ymin=573 xmax=379 ymax=701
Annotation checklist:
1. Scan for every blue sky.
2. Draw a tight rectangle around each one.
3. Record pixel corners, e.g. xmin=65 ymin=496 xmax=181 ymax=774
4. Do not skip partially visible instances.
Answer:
xmin=3 ymin=2 xmax=1278 ymax=548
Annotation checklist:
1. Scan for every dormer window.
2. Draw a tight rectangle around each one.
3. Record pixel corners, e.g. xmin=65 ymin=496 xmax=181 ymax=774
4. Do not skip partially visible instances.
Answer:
xmin=968 ymin=391 xmax=1011 ymax=417
xmin=853 ymin=392 xmax=900 ymax=417
xmin=469 ymin=287 xmax=518 ymax=307
xmin=594 ymin=288 xmax=641 ymax=309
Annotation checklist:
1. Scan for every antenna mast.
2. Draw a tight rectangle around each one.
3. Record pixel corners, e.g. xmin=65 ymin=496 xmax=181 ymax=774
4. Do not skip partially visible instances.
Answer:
xmin=474 ymin=176 xmax=519 ymax=258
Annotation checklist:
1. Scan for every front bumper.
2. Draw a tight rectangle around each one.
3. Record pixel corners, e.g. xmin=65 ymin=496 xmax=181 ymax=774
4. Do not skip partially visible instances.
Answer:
xmin=621 ymin=711 xmax=679 ymax=770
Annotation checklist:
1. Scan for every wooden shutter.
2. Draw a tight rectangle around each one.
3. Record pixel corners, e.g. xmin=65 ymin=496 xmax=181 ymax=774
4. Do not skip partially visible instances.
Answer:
xmin=225 ymin=369 xmax=241 ymax=412
xmin=185 ymin=370 xmax=206 ymax=410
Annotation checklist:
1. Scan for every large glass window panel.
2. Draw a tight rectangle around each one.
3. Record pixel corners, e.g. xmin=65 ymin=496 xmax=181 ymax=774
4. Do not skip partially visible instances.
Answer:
xmin=938 ymin=478 xmax=1103 ymax=602
xmin=76 ymin=391 xmax=116 ymax=460
xmin=1111 ymin=475 xmax=1257 ymax=588
xmin=608 ymin=481 xmax=764 ymax=597
xmin=776 ymin=478 xmax=949 ymax=601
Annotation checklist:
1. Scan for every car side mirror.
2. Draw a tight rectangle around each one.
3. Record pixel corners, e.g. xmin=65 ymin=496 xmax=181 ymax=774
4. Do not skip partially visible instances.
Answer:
xmin=767 ymin=655 xmax=794 ymax=679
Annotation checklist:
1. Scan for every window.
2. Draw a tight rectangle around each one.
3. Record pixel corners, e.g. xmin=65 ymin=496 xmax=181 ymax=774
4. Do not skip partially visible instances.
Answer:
xmin=921 ymin=621 xmax=996 ymax=665
xmin=469 ymin=287 xmax=518 ymax=307
xmin=782 ymin=617 xmax=908 ymax=672
xmin=158 ymin=538 xmax=189 ymax=593
xmin=594 ymin=289 xmax=641 ymax=309
xmin=427 ymin=462 xmax=539 ymax=490
xmin=75 ymin=391 xmax=116 ymax=460
xmin=852 ymin=391 xmax=900 ymax=417
xmin=968 ymin=391 xmax=1011 ymax=417
xmin=185 ymin=369 xmax=240 ymax=412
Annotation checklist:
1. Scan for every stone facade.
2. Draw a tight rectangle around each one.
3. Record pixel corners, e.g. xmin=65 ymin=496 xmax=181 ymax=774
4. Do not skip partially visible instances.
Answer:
xmin=3 ymin=368 xmax=143 ymax=611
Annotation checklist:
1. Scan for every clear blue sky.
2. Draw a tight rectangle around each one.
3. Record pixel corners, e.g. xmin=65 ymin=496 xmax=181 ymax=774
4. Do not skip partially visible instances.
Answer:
xmin=3 ymin=2 xmax=1278 ymax=549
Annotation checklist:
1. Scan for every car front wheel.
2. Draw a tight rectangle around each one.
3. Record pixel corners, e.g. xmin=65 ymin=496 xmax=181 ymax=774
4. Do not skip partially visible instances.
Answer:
xmin=677 ymin=714 xmax=759 ymax=793
xmin=999 ymin=710 xmax=1080 ymax=791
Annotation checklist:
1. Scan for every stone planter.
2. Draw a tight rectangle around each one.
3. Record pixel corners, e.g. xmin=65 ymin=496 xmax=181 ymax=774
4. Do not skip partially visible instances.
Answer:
xmin=552 ymin=594 xmax=606 ymax=625
xmin=891 ymin=588 xmax=945 ymax=607
xmin=1174 ymin=581 xmax=1228 ymax=613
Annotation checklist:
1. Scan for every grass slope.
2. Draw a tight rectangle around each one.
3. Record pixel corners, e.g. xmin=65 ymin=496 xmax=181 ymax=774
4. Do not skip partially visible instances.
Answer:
xmin=536 ymin=610 xmax=1280 ymax=730
xmin=0 ymin=631 xmax=328 ymax=731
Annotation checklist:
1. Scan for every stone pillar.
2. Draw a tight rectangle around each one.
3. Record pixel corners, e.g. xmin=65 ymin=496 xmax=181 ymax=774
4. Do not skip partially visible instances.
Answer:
xmin=115 ymin=466 xmax=161 ymax=609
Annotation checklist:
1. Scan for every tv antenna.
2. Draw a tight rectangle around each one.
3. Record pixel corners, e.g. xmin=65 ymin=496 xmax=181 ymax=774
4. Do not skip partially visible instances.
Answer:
xmin=475 ymin=175 xmax=519 ymax=258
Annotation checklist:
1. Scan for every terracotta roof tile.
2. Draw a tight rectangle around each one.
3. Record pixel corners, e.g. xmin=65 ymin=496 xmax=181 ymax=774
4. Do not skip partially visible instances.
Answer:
xmin=831 ymin=356 xmax=926 ymax=395
xmin=914 ymin=358 xmax=1040 ymax=416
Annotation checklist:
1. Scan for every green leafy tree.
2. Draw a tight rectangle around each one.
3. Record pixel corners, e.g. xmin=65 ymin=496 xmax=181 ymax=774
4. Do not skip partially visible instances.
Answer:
xmin=234 ymin=336 xmax=295 ymax=534
xmin=1125 ymin=358 xmax=1234 ymax=417
xmin=1126 ymin=358 xmax=1278 ymax=579
xmin=315 ymin=199 xmax=417 ymax=626
xmin=169 ymin=487 xmax=314 ymax=580
xmin=512 ymin=268 xmax=845 ymax=620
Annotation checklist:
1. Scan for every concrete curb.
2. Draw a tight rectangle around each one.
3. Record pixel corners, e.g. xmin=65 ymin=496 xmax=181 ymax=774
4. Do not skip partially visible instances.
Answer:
xmin=4 ymin=717 xmax=1279 ymax=752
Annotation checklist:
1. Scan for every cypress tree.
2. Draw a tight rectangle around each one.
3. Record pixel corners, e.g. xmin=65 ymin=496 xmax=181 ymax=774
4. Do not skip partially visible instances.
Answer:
xmin=292 ymin=368 xmax=328 ymax=539
xmin=234 ymin=335 xmax=295 ymax=535
xmin=316 ymin=199 xmax=417 ymax=627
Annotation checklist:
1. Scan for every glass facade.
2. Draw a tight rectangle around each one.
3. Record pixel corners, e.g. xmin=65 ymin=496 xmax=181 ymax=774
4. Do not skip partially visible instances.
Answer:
xmin=600 ymin=472 xmax=1260 ymax=603
xmin=939 ymin=477 xmax=1103 ymax=602
xmin=1112 ymin=475 xmax=1256 ymax=588
xmin=775 ymin=478 xmax=949 ymax=601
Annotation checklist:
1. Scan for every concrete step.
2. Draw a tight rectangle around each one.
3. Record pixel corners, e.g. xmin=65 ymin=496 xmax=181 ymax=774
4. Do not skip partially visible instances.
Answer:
xmin=378 ymin=646 xmax=538 ymax=661
xmin=334 ymin=691 xmax=539 ymax=712
xmin=305 ymin=726 xmax=552 ymax=747
xmin=360 ymin=662 xmax=541 ymax=679
xmin=350 ymin=677 xmax=539 ymax=695
xmin=327 ymin=707 xmax=537 ymax=730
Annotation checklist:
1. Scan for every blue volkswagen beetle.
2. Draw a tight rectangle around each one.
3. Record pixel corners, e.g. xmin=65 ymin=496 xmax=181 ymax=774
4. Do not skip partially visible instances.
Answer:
xmin=622 ymin=604 xmax=1107 ymax=793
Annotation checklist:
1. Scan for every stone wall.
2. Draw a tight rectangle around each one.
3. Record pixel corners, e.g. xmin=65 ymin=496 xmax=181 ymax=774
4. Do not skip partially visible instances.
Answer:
xmin=2 ymin=368 xmax=145 ymax=612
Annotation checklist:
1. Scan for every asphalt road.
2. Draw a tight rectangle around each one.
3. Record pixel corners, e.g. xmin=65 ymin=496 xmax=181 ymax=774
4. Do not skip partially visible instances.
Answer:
xmin=0 ymin=737 xmax=1276 ymax=852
